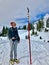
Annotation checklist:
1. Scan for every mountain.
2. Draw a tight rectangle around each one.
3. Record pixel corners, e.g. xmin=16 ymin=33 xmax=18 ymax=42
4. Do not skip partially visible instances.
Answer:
xmin=43 ymin=13 xmax=49 ymax=29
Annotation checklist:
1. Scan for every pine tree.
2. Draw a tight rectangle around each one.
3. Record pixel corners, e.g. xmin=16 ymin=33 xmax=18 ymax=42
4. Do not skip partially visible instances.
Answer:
xmin=31 ymin=24 xmax=35 ymax=35
xmin=5 ymin=27 xmax=9 ymax=35
xmin=37 ymin=19 xmax=44 ymax=31
xmin=2 ymin=26 xmax=9 ymax=36
xmin=22 ymin=25 xmax=26 ymax=30
xmin=2 ymin=26 xmax=6 ymax=36
xmin=30 ymin=23 xmax=33 ymax=30
xmin=46 ymin=18 xmax=49 ymax=27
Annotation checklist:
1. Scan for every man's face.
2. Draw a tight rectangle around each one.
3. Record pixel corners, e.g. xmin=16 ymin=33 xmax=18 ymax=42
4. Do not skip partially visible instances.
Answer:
xmin=11 ymin=23 xmax=16 ymax=28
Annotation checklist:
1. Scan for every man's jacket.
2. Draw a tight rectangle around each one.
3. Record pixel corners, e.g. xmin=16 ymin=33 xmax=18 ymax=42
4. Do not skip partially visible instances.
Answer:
xmin=8 ymin=27 xmax=20 ymax=41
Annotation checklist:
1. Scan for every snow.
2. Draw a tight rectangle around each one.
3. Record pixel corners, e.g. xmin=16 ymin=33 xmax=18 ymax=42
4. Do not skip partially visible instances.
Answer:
xmin=31 ymin=31 xmax=49 ymax=42
xmin=0 ymin=30 xmax=49 ymax=65
xmin=43 ymin=14 xmax=49 ymax=29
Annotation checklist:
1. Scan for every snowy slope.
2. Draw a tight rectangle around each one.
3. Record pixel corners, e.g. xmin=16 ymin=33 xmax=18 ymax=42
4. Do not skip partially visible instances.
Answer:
xmin=18 ymin=30 xmax=49 ymax=42
xmin=0 ymin=38 xmax=49 ymax=65
xmin=0 ymin=30 xmax=49 ymax=65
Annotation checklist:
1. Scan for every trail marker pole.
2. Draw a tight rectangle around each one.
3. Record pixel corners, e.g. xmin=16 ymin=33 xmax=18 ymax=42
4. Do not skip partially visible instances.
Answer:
xmin=27 ymin=7 xmax=32 ymax=64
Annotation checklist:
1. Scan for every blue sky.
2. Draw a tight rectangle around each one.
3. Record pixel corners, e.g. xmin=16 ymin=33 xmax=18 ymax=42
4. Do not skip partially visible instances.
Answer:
xmin=0 ymin=0 xmax=49 ymax=26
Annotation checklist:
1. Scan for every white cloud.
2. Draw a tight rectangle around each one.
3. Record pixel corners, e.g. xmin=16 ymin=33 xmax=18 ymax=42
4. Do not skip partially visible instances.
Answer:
xmin=0 ymin=0 xmax=49 ymax=26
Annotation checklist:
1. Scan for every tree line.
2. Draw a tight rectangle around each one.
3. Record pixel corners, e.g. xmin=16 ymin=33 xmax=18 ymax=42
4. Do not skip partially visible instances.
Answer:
xmin=0 ymin=18 xmax=44 ymax=36
xmin=0 ymin=26 xmax=9 ymax=36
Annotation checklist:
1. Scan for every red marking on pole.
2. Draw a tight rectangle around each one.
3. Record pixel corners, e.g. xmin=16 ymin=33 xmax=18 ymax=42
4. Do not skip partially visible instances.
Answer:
xmin=28 ymin=23 xmax=32 ymax=64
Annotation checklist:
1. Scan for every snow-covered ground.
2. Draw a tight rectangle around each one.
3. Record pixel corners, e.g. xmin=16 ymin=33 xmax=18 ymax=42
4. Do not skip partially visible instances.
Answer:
xmin=0 ymin=30 xmax=49 ymax=65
